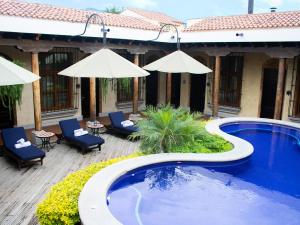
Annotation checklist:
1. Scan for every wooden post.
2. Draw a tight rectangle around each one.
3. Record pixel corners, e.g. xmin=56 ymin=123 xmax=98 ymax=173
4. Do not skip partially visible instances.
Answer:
xmin=274 ymin=58 xmax=286 ymax=120
xmin=31 ymin=52 xmax=42 ymax=131
xmin=133 ymin=54 xmax=139 ymax=113
xmin=90 ymin=77 xmax=96 ymax=121
xmin=98 ymin=78 xmax=102 ymax=114
xmin=212 ymin=56 xmax=221 ymax=117
xmin=166 ymin=73 xmax=172 ymax=104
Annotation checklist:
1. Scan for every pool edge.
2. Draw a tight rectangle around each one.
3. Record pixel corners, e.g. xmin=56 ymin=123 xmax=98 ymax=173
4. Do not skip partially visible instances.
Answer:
xmin=79 ymin=117 xmax=300 ymax=225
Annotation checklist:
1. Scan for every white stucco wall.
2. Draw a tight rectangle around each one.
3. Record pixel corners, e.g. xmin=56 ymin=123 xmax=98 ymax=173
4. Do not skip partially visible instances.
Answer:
xmin=239 ymin=53 xmax=268 ymax=117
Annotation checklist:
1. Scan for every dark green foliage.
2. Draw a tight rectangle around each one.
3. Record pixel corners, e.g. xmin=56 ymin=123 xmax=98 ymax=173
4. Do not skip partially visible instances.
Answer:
xmin=0 ymin=60 xmax=25 ymax=111
xmin=116 ymin=77 xmax=132 ymax=95
xmin=101 ymin=78 xmax=132 ymax=101
xmin=131 ymin=105 xmax=232 ymax=154
xmin=100 ymin=78 xmax=109 ymax=100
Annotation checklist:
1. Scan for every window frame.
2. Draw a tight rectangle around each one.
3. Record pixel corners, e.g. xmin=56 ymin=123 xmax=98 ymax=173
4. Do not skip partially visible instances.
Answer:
xmin=39 ymin=48 xmax=77 ymax=112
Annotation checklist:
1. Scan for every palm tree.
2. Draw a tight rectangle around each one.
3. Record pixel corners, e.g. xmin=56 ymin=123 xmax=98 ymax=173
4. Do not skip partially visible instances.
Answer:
xmin=131 ymin=105 xmax=232 ymax=154
xmin=131 ymin=105 xmax=203 ymax=154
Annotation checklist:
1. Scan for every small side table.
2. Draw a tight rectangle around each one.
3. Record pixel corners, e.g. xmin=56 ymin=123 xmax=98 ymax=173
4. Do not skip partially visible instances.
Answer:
xmin=87 ymin=123 xmax=105 ymax=136
xmin=34 ymin=130 xmax=55 ymax=152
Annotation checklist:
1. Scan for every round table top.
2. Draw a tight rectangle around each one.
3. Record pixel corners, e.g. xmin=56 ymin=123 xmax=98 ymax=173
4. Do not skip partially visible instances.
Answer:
xmin=34 ymin=130 xmax=55 ymax=138
xmin=87 ymin=124 xmax=104 ymax=129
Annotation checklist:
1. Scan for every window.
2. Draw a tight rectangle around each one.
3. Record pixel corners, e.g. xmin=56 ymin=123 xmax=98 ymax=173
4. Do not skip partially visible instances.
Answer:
xmin=39 ymin=48 xmax=77 ymax=112
xmin=293 ymin=57 xmax=300 ymax=117
xmin=117 ymin=78 xmax=144 ymax=103
xmin=219 ymin=55 xmax=244 ymax=107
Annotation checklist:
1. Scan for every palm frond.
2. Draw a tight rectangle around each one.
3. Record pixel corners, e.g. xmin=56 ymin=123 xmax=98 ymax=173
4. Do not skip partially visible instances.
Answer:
xmin=131 ymin=105 xmax=232 ymax=154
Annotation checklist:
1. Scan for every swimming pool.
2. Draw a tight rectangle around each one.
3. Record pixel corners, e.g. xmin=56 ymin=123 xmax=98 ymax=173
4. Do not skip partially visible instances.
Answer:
xmin=106 ymin=122 xmax=300 ymax=225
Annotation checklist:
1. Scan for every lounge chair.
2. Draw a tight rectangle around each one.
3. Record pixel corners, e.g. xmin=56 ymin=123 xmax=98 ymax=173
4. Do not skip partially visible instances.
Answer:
xmin=59 ymin=119 xmax=104 ymax=153
xmin=108 ymin=111 xmax=138 ymax=136
xmin=1 ymin=127 xmax=45 ymax=169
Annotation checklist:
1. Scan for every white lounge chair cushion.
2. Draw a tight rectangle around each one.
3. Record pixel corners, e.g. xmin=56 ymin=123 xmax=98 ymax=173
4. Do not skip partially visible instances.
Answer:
xmin=74 ymin=129 xmax=88 ymax=137
xmin=15 ymin=141 xmax=31 ymax=149
xmin=121 ymin=120 xmax=134 ymax=127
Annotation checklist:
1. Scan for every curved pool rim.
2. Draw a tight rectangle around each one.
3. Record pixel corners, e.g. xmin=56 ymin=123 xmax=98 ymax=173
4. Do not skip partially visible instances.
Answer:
xmin=79 ymin=117 xmax=300 ymax=225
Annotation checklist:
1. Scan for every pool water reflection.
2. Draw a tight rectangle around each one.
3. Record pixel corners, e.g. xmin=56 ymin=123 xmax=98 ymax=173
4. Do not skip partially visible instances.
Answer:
xmin=107 ymin=122 xmax=300 ymax=225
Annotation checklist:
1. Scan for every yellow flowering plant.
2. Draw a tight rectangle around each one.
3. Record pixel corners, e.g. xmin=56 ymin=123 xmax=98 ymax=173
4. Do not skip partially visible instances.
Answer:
xmin=36 ymin=153 xmax=140 ymax=225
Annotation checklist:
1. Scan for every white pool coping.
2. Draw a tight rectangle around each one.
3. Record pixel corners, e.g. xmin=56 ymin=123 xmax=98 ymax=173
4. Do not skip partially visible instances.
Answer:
xmin=79 ymin=117 xmax=300 ymax=225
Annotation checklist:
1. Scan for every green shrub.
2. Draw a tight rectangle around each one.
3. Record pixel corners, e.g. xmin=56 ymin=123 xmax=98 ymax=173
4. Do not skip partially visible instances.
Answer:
xmin=172 ymin=133 xmax=232 ymax=153
xmin=36 ymin=153 xmax=140 ymax=225
xmin=132 ymin=105 xmax=232 ymax=154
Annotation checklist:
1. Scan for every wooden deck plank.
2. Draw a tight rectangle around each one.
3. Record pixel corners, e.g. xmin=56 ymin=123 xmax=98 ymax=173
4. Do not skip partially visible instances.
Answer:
xmin=0 ymin=133 xmax=139 ymax=225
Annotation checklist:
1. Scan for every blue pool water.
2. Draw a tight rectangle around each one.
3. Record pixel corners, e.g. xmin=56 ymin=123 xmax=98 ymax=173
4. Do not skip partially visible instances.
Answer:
xmin=107 ymin=122 xmax=300 ymax=225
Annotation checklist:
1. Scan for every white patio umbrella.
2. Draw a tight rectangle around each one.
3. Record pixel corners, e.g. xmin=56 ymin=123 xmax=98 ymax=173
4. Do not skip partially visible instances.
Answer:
xmin=143 ymin=23 xmax=213 ymax=105
xmin=143 ymin=50 xmax=212 ymax=104
xmin=58 ymin=13 xmax=150 ymax=120
xmin=58 ymin=48 xmax=149 ymax=120
xmin=0 ymin=57 xmax=39 ymax=86
xmin=143 ymin=50 xmax=212 ymax=74
xmin=58 ymin=48 xmax=149 ymax=78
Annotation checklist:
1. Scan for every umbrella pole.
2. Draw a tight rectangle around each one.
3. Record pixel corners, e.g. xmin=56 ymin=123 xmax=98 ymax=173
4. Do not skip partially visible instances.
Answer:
xmin=133 ymin=77 xmax=139 ymax=113
xmin=90 ymin=77 xmax=96 ymax=121
xmin=31 ymin=53 xmax=42 ymax=131
xmin=133 ymin=54 xmax=139 ymax=114
xmin=166 ymin=73 xmax=172 ymax=104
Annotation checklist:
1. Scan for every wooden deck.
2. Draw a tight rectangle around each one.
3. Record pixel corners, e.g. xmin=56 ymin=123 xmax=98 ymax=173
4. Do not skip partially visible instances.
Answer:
xmin=0 ymin=132 xmax=139 ymax=225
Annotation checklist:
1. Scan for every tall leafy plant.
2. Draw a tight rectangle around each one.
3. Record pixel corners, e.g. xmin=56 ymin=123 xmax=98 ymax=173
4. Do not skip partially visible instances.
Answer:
xmin=131 ymin=105 xmax=232 ymax=154
xmin=131 ymin=105 xmax=203 ymax=153
xmin=0 ymin=60 xmax=25 ymax=111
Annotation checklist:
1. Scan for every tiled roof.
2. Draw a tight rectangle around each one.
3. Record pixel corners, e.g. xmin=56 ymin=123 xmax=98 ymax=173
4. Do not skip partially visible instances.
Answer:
xmin=127 ymin=7 xmax=183 ymax=26
xmin=0 ymin=0 xmax=160 ymax=30
xmin=185 ymin=11 xmax=300 ymax=32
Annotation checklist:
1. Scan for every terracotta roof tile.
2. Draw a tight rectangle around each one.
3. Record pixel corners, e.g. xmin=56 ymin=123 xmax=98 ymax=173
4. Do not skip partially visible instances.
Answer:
xmin=0 ymin=0 xmax=160 ymax=31
xmin=185 ymin=11 xmax=300 ymax=32
xmin=127 ymin=7 xmax=183 ymax=26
